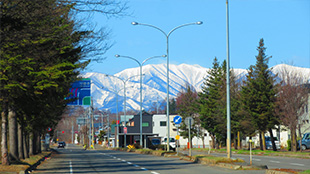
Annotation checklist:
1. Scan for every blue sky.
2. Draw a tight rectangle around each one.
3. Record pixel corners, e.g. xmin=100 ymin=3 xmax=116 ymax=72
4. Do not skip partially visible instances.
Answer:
xmin=82 ymin=0 xmax=310 ymax=75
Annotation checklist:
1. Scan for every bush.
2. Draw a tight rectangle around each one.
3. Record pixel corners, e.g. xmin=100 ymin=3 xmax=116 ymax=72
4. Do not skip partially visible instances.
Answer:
xmin=287 ymin=139 xmax=291 ymax=151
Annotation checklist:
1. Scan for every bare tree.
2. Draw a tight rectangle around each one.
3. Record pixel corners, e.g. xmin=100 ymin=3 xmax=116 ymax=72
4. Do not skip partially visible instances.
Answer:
xmin=275 ymin=65 xmax=309 ymax=152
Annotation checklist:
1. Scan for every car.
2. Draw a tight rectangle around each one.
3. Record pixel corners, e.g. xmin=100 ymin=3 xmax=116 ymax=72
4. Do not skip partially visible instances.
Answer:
xmin=151 ymin=139 xmax=160 ymax=146
xmin=162 ymin=137 xmax=176 ymax=151
xmin=58 ymin=141 xmax=66 ymax=148
xmin=265 ymin=136 xmax=280 ymax=150
xmin=298 ymin=132 xmax=310 ymax=150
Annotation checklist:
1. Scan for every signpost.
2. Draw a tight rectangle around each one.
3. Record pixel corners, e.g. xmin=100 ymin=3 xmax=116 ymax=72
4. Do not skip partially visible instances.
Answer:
xmin=185 ymin=117 xmax=194 ymax=156
xmin=173 ymin=115 xmax=182 ymax=156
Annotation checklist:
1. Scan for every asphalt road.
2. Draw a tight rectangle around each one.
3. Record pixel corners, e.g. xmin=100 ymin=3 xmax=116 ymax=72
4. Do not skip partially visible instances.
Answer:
xmin=32 ymin=144 xmax=266 ymax=174
xmin=180 ymin=149 xmax=310 ymax=171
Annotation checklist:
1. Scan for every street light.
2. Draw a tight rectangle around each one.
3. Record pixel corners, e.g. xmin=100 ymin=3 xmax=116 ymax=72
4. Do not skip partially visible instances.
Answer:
xmin=226 ymin=0 xmax=231 ymax=159
xmin=105 ymin=74 xmax=140 ymax=147
xmin=100 ymin=86 xmax=125 ymax=148
xmin=132 ymin=21 xmax=202 ymax=151
xmin=115 ymin=54 xmax=166 ymax=147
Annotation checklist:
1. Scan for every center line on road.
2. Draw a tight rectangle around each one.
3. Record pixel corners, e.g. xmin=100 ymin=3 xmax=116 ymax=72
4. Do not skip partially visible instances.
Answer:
xmin=151 ymin=172 xmax=160 ymax=174
xmin=69 ymin=160 xmax=73 ymax=174
xmin=270 ymin=160 xmax=280 ymax=163
xmin=290 ymin=163 xmax=305 ymax=166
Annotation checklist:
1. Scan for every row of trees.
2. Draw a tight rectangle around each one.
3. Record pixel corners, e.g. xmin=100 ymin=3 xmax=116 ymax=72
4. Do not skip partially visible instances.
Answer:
xmin=0 ymin=0 xmax=127 ymax=165
xmin=174 ymin=39 xmax=309 ymax=152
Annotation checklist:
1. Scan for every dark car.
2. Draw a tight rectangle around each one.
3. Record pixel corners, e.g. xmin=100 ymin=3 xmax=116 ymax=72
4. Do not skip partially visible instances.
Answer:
xmin=58 ymin=141 xmax=66 ymax=148
xmin=298 ymin=133 xmax=310 ymax=150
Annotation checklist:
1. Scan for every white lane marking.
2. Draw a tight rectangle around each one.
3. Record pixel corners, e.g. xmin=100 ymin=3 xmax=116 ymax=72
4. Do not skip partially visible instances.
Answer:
xmin=290 ymin=163 xmax=305 ymax=166
xmin=253 ymin=159 xmax=261 ymax=161
xmin=69 ymin=160 xmax=73 ymax=174
xmin=100 ymin=152 xmax=160 ymax=173
xmin=151 ymin=172 xmax=160 ymax=174
xmin=270 ymin=160 xmax=280 ymax=163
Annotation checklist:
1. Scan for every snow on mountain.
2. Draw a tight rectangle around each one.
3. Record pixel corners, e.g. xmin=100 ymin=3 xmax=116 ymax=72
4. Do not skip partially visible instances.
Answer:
xmin=82 ymin=64 xmax=310 ymax=113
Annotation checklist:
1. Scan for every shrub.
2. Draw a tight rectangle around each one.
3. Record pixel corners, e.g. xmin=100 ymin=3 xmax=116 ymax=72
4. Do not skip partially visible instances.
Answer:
xmin=287 ymin=139 xmax=291 ymax=151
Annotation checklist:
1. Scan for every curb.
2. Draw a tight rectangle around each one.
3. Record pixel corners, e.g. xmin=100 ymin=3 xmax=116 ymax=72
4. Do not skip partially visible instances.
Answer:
xmin=21 ymin=150 xmax=53 ymax=174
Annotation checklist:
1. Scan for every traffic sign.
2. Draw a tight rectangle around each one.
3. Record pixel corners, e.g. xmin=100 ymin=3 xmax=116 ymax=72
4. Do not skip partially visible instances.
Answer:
xmin=173 ymin=115 xmax=182 ymax=124
xmin=47 ymin=127 xmax=52 ymax=132
xmin=185 ymin=117 xmax=194 ymax=126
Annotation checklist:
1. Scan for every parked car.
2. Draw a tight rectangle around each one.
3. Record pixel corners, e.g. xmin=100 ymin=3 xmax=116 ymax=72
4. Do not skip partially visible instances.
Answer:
xmin=298 ymin=132 xmax=310 ymax=150
xmin=58 ymin=141 xmax=66 ymax=148
xmin=265 ymin=136 xmax=280 ymax=150
xmin=162 ymin=137 xmax=176 ymax=151
xmin=148 ymin=138 xmax=161 ymax=150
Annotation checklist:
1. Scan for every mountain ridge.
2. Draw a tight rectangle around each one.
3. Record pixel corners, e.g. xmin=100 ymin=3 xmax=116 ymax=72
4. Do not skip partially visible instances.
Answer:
xmin=82 ymin=63 xmax=310 ymax=112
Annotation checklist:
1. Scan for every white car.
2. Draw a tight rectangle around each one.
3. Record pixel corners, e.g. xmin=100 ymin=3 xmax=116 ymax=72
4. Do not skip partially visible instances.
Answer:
xmin=162 ymin=137 xmax=176 ymax=151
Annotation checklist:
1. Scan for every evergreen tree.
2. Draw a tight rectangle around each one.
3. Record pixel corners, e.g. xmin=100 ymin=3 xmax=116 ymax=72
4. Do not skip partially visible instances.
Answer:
xmin=240 ymin=38 xmax=278 ymax=151
xmin=199 ymin=57 xmax=226 ymax=147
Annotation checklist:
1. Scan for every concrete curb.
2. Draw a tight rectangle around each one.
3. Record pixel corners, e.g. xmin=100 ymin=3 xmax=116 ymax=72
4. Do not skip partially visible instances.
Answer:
xmin=21 ymin=150 xmax=53 ymax=174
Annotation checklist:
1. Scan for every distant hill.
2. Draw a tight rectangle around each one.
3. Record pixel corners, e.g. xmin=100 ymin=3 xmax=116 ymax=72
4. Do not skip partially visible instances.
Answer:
xmin=82 ymin=64 xmax=310 ymax=113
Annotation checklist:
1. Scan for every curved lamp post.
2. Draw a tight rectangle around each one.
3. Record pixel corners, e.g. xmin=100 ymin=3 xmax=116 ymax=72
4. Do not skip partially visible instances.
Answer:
xmin=131 ymin=21 xmax=202 ymax=151
xmin=115 ymin=54 xmax=166 ymax=147
xmin=105 ymin=74 xmax=140 ymax=147
xmin=100 ymin=87 xmax=124 ymax=148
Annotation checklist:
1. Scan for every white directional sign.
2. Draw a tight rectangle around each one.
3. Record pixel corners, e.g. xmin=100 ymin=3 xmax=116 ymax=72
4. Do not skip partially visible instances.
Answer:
xmin=173 ymin=115 xmax=182 ymax=124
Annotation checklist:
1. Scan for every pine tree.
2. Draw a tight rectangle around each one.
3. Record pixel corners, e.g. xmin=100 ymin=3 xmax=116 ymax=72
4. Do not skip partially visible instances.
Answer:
xmin=240 ymin=38 xmax=278 ymax=151
xmin=199 ymin=58 xmax=226 ymax=147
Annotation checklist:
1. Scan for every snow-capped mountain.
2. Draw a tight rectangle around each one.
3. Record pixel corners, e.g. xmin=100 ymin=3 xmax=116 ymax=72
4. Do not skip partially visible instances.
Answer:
xmin=82 ymin=64 xmax=310 ymax=113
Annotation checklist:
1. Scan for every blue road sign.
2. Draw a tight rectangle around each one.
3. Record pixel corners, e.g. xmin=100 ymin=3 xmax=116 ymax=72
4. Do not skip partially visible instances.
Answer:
xmin=173 ymin=115 xmax=182 ymax=124
xmin=66 ymin=78 xmax=91 ymax=106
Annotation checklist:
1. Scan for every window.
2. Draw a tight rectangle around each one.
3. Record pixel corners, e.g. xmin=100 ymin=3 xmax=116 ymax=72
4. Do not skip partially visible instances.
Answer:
xmin=160 ymin=121 xmax=166 ymax=127
xmin=142 ymin=122 xmax=149 ymax=127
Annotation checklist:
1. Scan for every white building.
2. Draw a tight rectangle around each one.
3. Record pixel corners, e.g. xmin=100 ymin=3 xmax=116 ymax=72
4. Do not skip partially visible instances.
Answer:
xmin=153 ymin=114 xmax=211 ymax=148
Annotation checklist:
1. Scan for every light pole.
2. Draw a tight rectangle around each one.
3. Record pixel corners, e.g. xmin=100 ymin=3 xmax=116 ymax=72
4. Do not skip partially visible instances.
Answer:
xmin=115 ymin=54 xmax=166 ymax=147
xmin=105 ymin=74 xmax=140 ymax=147
xmin=132 ymin=21 xmax=203 ymax=151
xmin=100 ymin=87 xmax=124 ymax=148
xmin=226 ymin=0 xmax=231 ymax=159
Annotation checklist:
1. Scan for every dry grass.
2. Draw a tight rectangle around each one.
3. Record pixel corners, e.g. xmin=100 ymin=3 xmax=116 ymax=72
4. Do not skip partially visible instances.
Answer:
xmin=0 ymin=151 xmax=51 ymax=173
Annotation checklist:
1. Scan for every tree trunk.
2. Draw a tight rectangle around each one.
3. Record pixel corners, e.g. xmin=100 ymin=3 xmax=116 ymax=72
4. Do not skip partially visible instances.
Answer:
xmin=202 ymin=136 xmax=205 ymax=148
xmin=23 ymin=132 xmax=29 ymax=158
xmin=18 ymin=122 xmax=24 ymax=159
xmin=298 ymin=126 xmax=302 ymax=152
xmin=291 ymin=128 xmax=297 ymax=152
xmin=259 ymin=133 xmax=263 ymax=150
xmin=233 ymin=133 xmax=237 ymax=149
xmin=210 ymin=134 xmax=216 ymax=149
xmin=37 ymin=133 xmax=41 ymax=154
xmin=237 ymin=131 xmax=241 ymax=150
xmin=269 ymin=128 xmax=277 ymax=151
xmin=29 ymin=131 xmax=34 ymax=155
xmin=9 ymin=108 xmax=19 ymax=161
xmin=261 ymin=131 xmax=266 ymax=151
xmin=1 ymin=102 xmax=9 ymax=165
